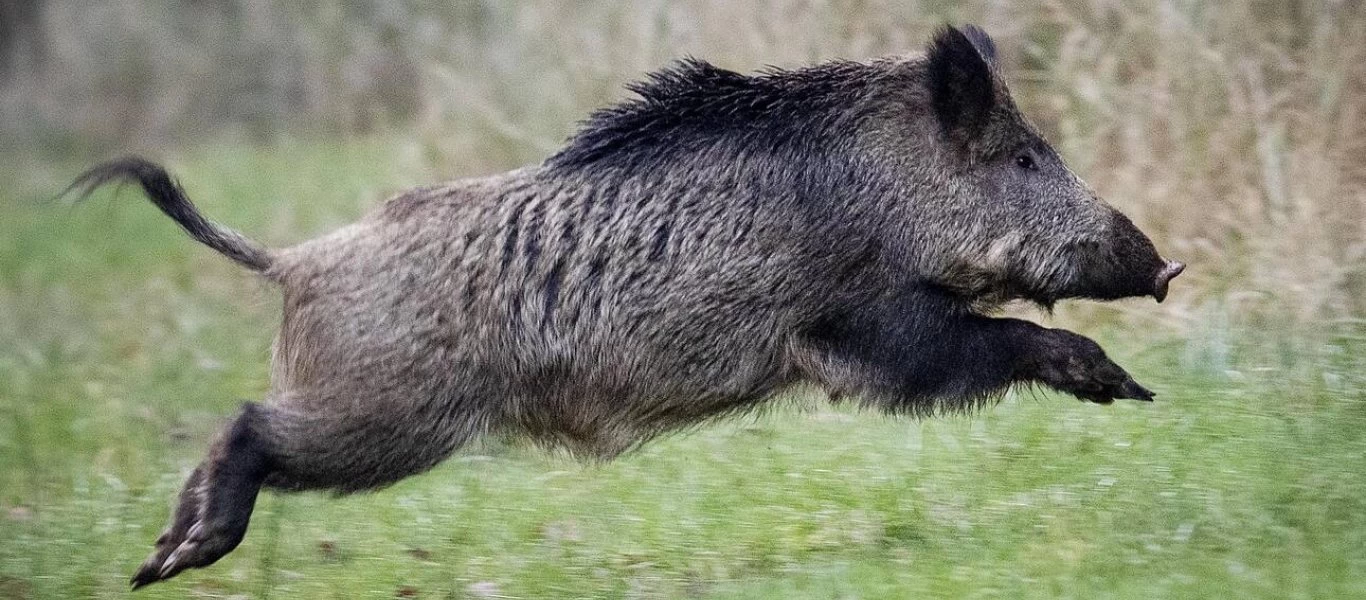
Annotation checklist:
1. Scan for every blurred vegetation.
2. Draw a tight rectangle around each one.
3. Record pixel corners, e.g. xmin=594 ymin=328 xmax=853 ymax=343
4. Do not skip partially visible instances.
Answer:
xmin=2 ymin=1 xmax=1365 ymax=598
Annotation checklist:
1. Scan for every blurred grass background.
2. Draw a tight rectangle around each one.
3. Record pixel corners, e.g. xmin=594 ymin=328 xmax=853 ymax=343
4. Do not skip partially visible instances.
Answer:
xmin=1 ymin=1 xmax=1364 ymax=598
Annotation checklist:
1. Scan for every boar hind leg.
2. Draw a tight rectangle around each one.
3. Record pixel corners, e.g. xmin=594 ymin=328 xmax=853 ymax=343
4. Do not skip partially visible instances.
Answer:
xmin=131 ymin=396 xmax=476 ymax=588
xmin=258 ymin=400 xmax=479 ymax=494
xmin=131 ymin=403 xmax=271 ymax=589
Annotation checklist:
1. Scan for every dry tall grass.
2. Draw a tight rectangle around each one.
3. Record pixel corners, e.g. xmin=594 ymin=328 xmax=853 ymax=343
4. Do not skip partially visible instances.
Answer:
xmin=3 ymin=0 xmax=1363 ymax=334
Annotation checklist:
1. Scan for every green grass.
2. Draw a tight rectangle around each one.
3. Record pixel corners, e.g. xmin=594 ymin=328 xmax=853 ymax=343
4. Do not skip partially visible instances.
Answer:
xmin=1 ymin=140 xmax=1364 ymax=599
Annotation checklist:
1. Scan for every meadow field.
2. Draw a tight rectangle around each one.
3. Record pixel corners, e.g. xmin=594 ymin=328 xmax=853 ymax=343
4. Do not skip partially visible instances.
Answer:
xmin=2 ymin=1 xmax=1365 ymax=598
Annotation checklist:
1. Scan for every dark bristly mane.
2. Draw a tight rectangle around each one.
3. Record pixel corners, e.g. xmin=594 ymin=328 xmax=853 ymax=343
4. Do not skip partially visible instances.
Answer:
xmin=544 ymin=58 xmax=879 ymax=174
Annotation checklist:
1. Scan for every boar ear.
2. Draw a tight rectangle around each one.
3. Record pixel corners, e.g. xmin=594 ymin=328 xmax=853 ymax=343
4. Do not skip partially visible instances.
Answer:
xmin=927 ymin=24 xmax=997 ymax=145
xmin=960 ymin=25 xmax=998 ymax=68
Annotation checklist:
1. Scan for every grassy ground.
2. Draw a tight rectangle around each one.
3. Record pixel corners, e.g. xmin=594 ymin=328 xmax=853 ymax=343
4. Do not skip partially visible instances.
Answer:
xmin=1 ymin=142 xmax=1364 ymax=599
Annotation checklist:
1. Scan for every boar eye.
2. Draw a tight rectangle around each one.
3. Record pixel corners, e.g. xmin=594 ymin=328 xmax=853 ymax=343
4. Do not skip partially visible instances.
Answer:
xmin=1015 ymin=154 xmax=1037 ymax=171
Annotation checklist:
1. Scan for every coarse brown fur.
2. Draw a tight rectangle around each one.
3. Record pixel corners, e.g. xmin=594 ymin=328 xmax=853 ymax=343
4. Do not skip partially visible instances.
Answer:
xmin=64 ymin=26 xmax=1183 ymax=588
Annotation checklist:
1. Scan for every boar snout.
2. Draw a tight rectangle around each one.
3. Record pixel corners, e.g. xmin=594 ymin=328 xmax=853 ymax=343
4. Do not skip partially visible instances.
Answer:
xmin=1116 ymin=378 xmax=1156 ymax=402
xmin=1152 ymin=259 xmax=1185 ymax=303
xmin=1063 ymin=211 xmax=1181 ymax=303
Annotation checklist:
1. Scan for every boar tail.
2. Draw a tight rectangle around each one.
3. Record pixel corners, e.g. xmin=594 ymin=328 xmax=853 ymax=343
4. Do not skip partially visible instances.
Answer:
xmin=63 ymin=157 xmax=275 ymax=275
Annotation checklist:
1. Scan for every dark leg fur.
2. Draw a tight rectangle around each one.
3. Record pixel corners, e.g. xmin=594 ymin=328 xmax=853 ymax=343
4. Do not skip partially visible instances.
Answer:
xmin=258 ymin=403 xmax=476 ymax=494
xmin=131 ymin=403 xmax=271 ymax=589
xmin=797 ymin=288 xmax=1151 ymax=409
xmin=1015 ymin=327 xmax=1153 ymax=403
xmin=131 ymin=399 xmax=474 ymax=588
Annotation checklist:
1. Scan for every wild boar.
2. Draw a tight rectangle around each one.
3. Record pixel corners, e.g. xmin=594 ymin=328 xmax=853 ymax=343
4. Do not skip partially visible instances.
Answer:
xmin=66 ymin=25 xmax=1183 ymax=588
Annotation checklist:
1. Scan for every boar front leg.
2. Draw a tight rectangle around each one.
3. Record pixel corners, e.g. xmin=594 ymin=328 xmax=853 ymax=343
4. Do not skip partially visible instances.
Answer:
xmin=1012 ymin=325 xmax=1154 ymax=404
xmin=795 ymin=291 xmax=1152 ymax=408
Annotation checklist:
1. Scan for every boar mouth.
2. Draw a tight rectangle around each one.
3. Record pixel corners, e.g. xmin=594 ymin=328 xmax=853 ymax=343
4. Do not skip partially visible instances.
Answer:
xmin=1069 ymin=252 xmax=1184 ymax=304
xmin=935 ymin=241 xmax=1184 ymax=308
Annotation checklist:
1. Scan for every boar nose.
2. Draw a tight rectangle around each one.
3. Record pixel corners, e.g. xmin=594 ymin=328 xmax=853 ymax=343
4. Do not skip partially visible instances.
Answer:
xmin=1153 ymin=260 xmax=1185 ymax=303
